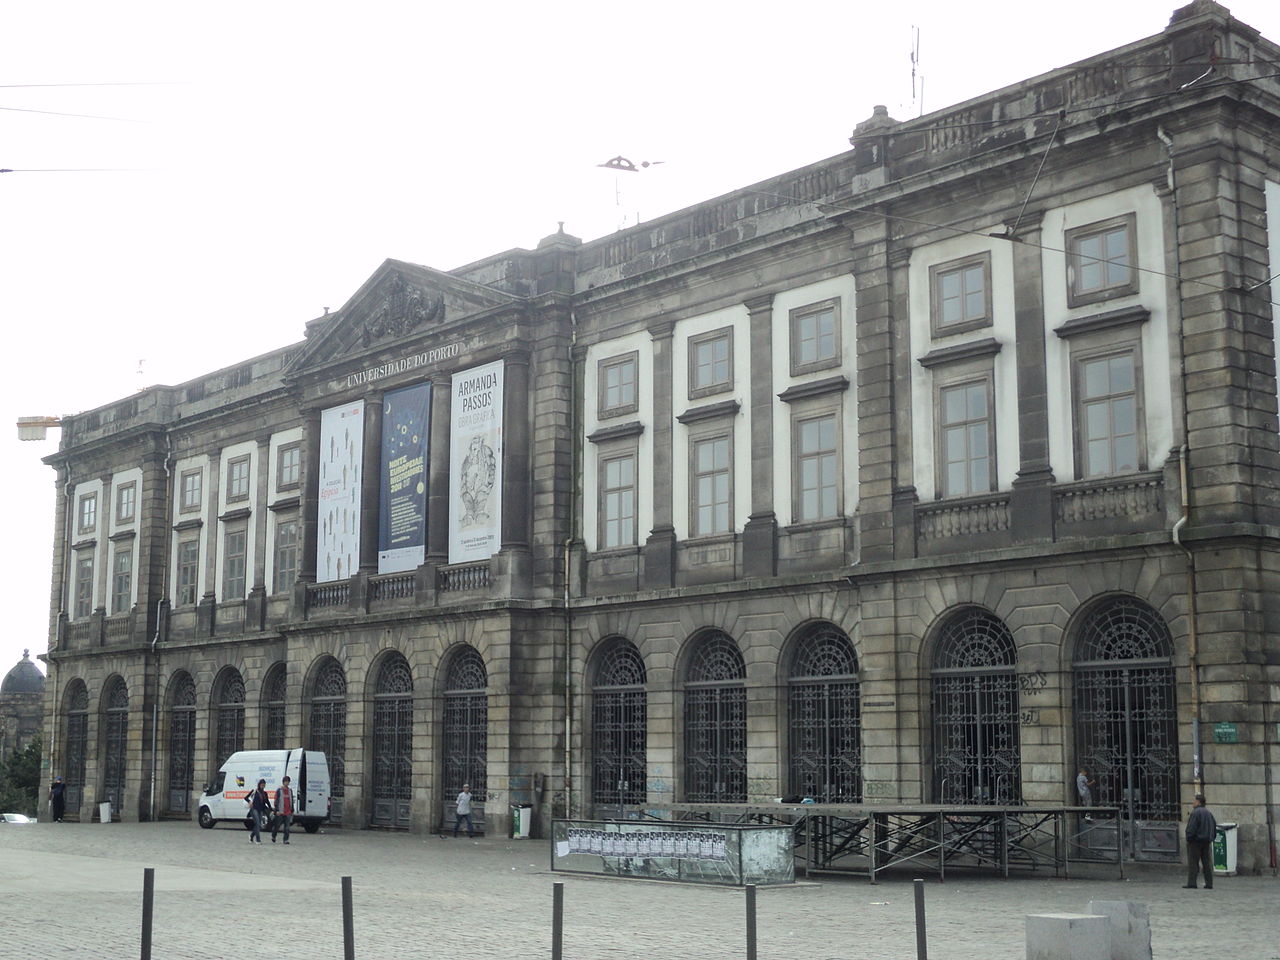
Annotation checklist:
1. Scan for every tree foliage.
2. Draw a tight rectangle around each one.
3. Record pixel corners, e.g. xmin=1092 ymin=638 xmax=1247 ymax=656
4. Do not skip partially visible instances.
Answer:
xmin=0 ymin=735 xmax=42 ymax=816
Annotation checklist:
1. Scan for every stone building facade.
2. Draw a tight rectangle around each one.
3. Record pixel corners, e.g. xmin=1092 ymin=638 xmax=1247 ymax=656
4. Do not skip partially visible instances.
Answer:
xmin=39 ymin=1 xmax=1280 ymax=871
xmin=1 ymin=651 xmax=44 ymax=764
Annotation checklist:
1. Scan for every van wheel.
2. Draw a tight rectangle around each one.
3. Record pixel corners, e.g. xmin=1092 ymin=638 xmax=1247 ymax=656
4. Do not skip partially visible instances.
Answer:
xmin=198 ymin=808 xmax=216 ymax=829
xmin=303 ymin=821 xmax=321 ymax=834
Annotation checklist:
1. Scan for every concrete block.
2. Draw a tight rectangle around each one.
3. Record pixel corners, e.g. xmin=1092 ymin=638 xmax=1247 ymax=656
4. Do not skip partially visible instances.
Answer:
xmin=1025 ymin=913 xmax=1109 ymax=960
xmin=1086 ymin=901 xmax=1151 ymax=960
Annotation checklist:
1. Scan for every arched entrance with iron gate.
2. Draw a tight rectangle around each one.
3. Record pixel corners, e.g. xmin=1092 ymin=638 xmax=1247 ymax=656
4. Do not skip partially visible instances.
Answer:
xmin=101 ymin=675 xmax=129 ymax=817
xmin=1072 ymin=595 xmax=1180 ymax=861
xmin=308 ymin=658 xmax=347 ymax=823
xmin=167 ymin=672 xmax=196 ymax=814
xmin=371 ymin=653 xmax=413 ymax=828
xmin=787 ymin=623 xmax=861 ymax=802
xmin=62 ymin=680 xmax=89 ymax=816
xmin=930 ymin=607 xmax=1021 ymax=805
xmin=213 ymin=668 xmax=245 ymax=770
xmin=590 ymin=638 xmax=647 ymax=814
xmin=441 ymin=646 xmax=487 ymax=830
xmin=262 ymin=663 xmax=287 ymax=750
xmin=682 ymin=631 xmax=746 ymax=803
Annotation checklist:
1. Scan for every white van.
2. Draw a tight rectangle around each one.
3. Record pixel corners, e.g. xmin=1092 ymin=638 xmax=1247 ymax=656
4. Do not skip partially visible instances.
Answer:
xmin=198 ymin=749 xmax=331 ymax=834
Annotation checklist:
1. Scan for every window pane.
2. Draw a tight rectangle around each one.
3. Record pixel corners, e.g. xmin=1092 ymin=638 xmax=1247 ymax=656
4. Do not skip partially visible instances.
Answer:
xmin=970 ymin=457 xmax=990 ymax=493
xmin=1085 ymin=401 xmax=1108 ymax=439
xmin=1110 ymin=354 xmax=1134 ymax=393
xmin=968 ymin=424 xmax=988 ymax=458
xmin=1112 ymin=396 xmax=1136 ymax=437
xmin=1113 ymin=435 xmax=1138 ymax=473
xmin=942 ymin=387 xmax=967 ymax=424
xmin=818 ymin=417 xmax=836 ymax=450
xmin=1087 ymin=438 xmax=1110 ymax=476
xmin=946 ymin=462 xmax=967 ymax=496
xmin=1082 ymin=359 xmax=1109 ymax=400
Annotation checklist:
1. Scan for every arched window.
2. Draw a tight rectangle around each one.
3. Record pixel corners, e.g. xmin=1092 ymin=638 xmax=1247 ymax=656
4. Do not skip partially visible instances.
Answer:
xmin=930 ymin=608 xmax=1020 ymax=804
xmin=683 ymin=631 xmax=746 ymax=803
xmin=442 ymin=646 xmax=487 ymax=813
xmin=213 ymin=669 xmax=245 ymax=770
xmin=308 ymin=659 xmax=347 ymax=822
xmin=102 ymin=676 xmax=129 ymax=815
xmin=262 ymin=664 xmax=287 ymax=750
xmin=167 ymin=672 xmax=197 ymax=813
xmin=62 ymin=681 xmax=89 ymax=814
xmin=591 ymin=639 xmax=647 ymax=808
xmin=1073 ymin=597 xmax=1179 ymax=844
xmin=788 ymin=624 xmax=861 ymax=802
xmin=371 ymin=654 xmax=413 ymax=828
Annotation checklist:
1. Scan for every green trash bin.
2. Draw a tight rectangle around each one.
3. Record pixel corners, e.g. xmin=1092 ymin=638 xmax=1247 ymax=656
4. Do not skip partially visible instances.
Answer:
xmin=1213 ymin=821 xmax=1237 ymax=876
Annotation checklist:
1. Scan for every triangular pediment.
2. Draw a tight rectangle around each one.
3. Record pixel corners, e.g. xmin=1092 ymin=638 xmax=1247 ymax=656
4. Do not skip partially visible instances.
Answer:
xmin=287 ymin=259 xmax=521 ymax=375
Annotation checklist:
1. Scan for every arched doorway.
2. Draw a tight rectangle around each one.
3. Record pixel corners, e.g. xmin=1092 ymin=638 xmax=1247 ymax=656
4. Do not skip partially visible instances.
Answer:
xmin=591 ymin=638 xmax=647 ymax=812
xmin=167 ymin=672 xmax=196 ymax=814
xmin=930 ymin=608 xmax=1021 ymax=804
xmin=262 ymin=663 xmax=287 ymax=750
xmin=308 ymin=658 xmax=347 ymax=823
xmin=1072 ymin=596 xmax=1179 ymax=861
xmin=101 ymin=676 xmax=129 ymax=816
xmin=788 ymin=624 xmax=861 ymax=802
xmin=682 ymin=631 xmax=746 ymax=803
xmin=213 ymin=668 xmax=245 ymax=769
xmin=371 ymin=654 xmax=413 ymax=828
xmin=442 ymin=646 xmax=487 ymax=828
xmin=62 ymin=681 xmax=89 ymax=815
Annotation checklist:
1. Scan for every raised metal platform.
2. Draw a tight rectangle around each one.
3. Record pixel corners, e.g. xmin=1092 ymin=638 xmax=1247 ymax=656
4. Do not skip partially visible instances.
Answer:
xmin=625 ymin=803 xmax=1124 ymax=881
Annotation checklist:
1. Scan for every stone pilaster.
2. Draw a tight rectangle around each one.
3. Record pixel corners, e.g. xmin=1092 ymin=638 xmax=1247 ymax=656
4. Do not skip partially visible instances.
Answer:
xmin=359 ymin=392 xmax=384 ymax=575
xmin=644 ymin=319 xmax=677 ymax=588
xmin=742 ymin=293 xmax=777 ymax=579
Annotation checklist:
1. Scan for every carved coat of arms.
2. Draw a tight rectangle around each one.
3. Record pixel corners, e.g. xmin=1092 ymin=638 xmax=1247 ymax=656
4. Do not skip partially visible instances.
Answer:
xmin=360 ymin=274 xmax=444 ymax=346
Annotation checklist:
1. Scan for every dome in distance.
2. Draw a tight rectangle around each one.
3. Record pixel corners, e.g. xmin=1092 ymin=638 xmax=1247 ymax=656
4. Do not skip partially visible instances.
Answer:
xmin=1 ymin=650 xmax=45 ymax=695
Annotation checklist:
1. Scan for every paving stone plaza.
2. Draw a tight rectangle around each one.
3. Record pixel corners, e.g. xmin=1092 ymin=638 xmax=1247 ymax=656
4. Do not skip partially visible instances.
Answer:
xmin=0 ymin=822 xmax=1273 ymax=959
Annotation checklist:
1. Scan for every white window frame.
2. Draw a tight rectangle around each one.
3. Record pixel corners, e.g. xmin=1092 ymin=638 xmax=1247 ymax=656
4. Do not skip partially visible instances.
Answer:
xmin=688 ymin=327 xmax=733 ymax=399
xmin=789 ymin=298 xmax=841 ymax=376
xmin=226 ymin=455 xmax=251 ymax=503
xmin=1066 ymin=213 xmax=1138 ymax=307
xmin=930 ymin=252 xmax=993 ymax=336
xmin=688 ymin=424 xmax=734 ymax=538
xmin=272 ymin=517 xmax=299 ymax=594
xmin=115 ymin=482 xmax=136 ymax=524
xmin=598 ymin=351 xmax=640 ymax=419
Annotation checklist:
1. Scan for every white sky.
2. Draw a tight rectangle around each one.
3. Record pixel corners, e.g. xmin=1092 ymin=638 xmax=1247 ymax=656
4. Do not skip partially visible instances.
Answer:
xmin=3 ymin=0 xmax=1278 ymax=678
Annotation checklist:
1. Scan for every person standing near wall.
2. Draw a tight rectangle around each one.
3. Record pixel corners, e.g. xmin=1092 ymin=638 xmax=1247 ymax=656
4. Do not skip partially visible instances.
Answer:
xmin=1184 ymin=793 xmax=1217 ymax=889
xmin=453 ymin=783 xmax=475 ymax=838
xmin=49 ymin=777 xmax=66 ymax=823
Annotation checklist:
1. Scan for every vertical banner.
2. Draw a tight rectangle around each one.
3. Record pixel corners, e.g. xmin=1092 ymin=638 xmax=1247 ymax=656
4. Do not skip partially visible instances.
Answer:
xmin=317 ymin=400 xmax=365 ymax=582
xmin=449 ymin=360 xmax=504 ymax=563
xmin=378 ymin=382 xmax=432 ymax=573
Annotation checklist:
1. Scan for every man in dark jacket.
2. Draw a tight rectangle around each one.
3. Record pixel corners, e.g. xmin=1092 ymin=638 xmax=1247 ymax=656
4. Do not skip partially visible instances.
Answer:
xmin=1184 ymin=793 xmax=1217 ymax=889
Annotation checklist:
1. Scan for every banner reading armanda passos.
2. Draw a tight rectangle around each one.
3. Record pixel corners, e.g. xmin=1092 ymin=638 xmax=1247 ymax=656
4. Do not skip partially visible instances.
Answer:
xmin=449 ymin=360 xmax=503 ymax=563
xmin=378 ymin=382 xmax=432 ymax=573
xmin=317 ymin=400 xmax=364 ymax=582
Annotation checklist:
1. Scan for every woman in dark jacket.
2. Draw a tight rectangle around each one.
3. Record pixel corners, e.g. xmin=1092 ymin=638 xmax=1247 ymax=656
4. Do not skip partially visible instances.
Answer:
xmin=246 ymin=779 xmax=272 ymax=844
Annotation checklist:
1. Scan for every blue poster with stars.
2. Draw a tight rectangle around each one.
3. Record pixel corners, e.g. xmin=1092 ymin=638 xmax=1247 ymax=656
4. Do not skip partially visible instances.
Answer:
xmin=378 ymin=382 xmax=432 ymax=573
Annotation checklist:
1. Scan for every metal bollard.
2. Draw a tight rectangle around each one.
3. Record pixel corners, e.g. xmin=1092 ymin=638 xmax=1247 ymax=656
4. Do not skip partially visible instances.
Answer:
xmin=552 ymin=882 xmax=564 ymax=960
xmin=341 ymin=876 xmax=354 ymax=960
xmin=913 ymin=878 xmax=928 ymax=960
xmin=745 ymin=884 xmax=757 ymax=960
xmin=140 ymin=867 xmax=155 ymax=960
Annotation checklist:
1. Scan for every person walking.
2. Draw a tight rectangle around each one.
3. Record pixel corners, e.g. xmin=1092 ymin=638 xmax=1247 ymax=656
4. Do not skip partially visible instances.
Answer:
xmin=49 ymin=777 xmax=66 ymax=823
xmin=1184 ymin=793 xmax=1217 ymax=889
xmin=271 ymin=775 xmax=294 ymax=844
xmin=246 ymin=778 xmax=272 ymax=844
xmin=1075 ymin=768 xmax=1095 ymax=808
xmin=453 ymin=783 xmax=475 ymax=838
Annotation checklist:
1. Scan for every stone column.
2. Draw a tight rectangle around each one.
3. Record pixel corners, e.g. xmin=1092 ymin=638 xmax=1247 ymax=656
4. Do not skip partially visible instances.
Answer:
xmin=294 ymin=409 xmax=321 ymax=615
xmin=246 ymin=434 xmax=271 ymax=630
xmin=197 ymin=452 xmax=221 ymax=636
xmin=136 ymin=436 xmax=171 ymax=645
xmin=359 ymin=392 xmax=384 ymax=575
xmin=644 ymin=320 xmax=677 ymax=588
xmin=48 ymin=463 xmax=70 ymax=647
xmin=95 ymin=473 xmax=114 ymax=615
xmin=425 ymin=377 xmax=452 ymax=565
xmin=496 ymin=352 xmax=533 ymax=597
xmin=742 ymin=293 xmax=778 ymax=578
xmin=1007 ymin=212 xmax=1055 ymax=543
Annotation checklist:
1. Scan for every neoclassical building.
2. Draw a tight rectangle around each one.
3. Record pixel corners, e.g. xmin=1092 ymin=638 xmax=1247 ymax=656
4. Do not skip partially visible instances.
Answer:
xmin=40 ymin=1 xmax=1280 ymax=871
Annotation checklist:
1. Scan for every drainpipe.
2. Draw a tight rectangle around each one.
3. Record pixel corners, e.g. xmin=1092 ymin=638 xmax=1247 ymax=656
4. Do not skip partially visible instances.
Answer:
xmin=563 ymin=307 xmax=579 ymax=819
xmin=148 ymin=435 xmax=173 ymax=822
xmin=1159 ymin=125 xmax=1202 ymax=795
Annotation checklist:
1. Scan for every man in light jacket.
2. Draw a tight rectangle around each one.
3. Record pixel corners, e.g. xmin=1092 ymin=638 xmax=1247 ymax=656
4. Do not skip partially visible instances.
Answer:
xmin=272 ymin=775 xmax=294 ymax=844
xmin=1183 ymin=793 xmax=1217 ymax=889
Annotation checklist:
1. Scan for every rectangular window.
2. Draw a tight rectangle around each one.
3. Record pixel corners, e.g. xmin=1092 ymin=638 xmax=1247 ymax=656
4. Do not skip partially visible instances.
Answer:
xmin=599 ymin=452 xmax=637 ymax=548
xmin=74 ymin=555 xmax=94 ymax=619
xmin=598 ymin=352 xmax=639 ymax=418
xmin=273 ymin=519 xmax=299 ymax=594
xmin=938 ymin=379 xmax=994 ymax=497
xmin=1078 ymin=351 xmax=1140 ymax=478
xmin=931 ymin=253 xmax=992 ymax=336
xmin=688 ymin=327 xmax=733 ymax=398
xmin=180 ymin=470 xmax=202 ymax=512
xmin=115 ymin=482 xmax=136 ymax=523
xmin=177 ymin=539 xmax=199 ymax=605
xmin=78 ymin=493 xmax=97 ymax=534
xmin=111 ymin=547 xmax=133 ymax=615
xmin=223 ymin=528 xmax=247 ymax=599
xmin=226 ymin=456 xmax=251 ymax=502
xmin=1067 ymin=215 xmax=1137 ymax=306
xmin=690 ymin=433 xmax=732 ymax=536
xmin=277 ymin=443 xmax=302 ymax=491
xmin=795 ymin=413 xmax=839 ymax=521
xmin=790 ymin=300 xmax=841 ymax=375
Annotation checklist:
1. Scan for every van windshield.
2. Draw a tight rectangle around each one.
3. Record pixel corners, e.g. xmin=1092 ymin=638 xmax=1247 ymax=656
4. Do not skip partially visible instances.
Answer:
xmin=208 ymin=772 xmax=225 ymax=795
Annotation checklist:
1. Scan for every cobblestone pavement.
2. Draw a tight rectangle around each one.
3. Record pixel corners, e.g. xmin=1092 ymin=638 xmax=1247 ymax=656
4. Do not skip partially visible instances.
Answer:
xmin=0 ymin=821 xmax=1275 ymax=959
